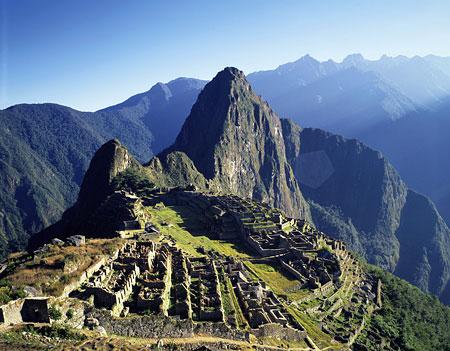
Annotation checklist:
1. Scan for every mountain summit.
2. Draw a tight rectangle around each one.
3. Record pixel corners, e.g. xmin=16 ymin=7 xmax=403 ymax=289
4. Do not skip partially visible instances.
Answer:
xmin=160 ymin=67 xmax=310 ymax=219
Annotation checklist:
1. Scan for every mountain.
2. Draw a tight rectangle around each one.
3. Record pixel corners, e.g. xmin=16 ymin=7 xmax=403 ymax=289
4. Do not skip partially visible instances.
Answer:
xmin=159 ymin=67 xmax=310 ymax=219
xmin=281 ymin=124 xmax=450 ymax=303
xmin=424 ymin=55 xmax=450 ymax=77
xmin=0 ymin=103 xmax=151 ymax=257
xmin=359 ymin=97 xmax=450 ymax=225
xmin=0 ymin=78 xmax=204 ymax=258
xmin=248 ymin=54 xmax=450 ymax=135
xmin=248 ymin=54 xmax=420 ymax=137
xmin=248 ymin=54 xmax=450 ymax=227
xmin=101 ymin=77 xmax=206 ymax=154
xmin=341 ymin=54 xmax=450 ymax=106
xmin=7 ymin=64 xmax=450 ymax=304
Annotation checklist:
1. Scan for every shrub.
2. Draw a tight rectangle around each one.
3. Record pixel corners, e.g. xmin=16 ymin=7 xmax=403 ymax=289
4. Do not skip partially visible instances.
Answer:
xmin=66 ymin=308 xmax=74 ymax=320
xmin=0 ymin=279 xmax=26 ymax=304
xmin=48 ymin=306 xmax=62 ymax=321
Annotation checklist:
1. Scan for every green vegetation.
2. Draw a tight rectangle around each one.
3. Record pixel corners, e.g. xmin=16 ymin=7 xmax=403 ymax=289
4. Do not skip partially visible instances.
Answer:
xmin=0 ymin=103 xmax=154 ymax=259
xmin=0 ymin=324 xmax=86 ymax=349
xmin=147 ymin=205 xmax=250 ymax=258
xmin=356 ymin=264 xmax=450 ymax=351
xmin=48 ymin=306 xmax=62 ymax=321
xmin=66 ymin=308 xmax=74 ymax=320
xmin=287 ymin=305 xmax=339 ymax=349
xmin=243 ymin=261 xmax=308 ymax=301
xmin=0 ymin=279 xmax=26 ymax=305
xmin=112 ymin=168 xmax=156 ymax=197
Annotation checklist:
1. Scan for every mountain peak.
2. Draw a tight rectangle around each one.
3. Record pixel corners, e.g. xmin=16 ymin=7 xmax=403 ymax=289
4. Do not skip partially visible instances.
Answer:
xmin=148 ymin=82 xmax=173 ymax=101
xmin=298 ymin=54 xmax=317 ymax=62
xmin=159 ymin=67 xmax=310 ymax=218
xmin=343 ymin=53 xmax=365 ymax=65
xmin=77 ymin=139 xmax=137 ymax=212
xmin=213 ymin=67 xmax=246 ymax=84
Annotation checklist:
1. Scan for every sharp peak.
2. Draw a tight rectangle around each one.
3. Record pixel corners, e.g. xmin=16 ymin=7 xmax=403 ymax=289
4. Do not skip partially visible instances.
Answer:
xmin=214 ymin=67 xmax=246 ymax=81
xmin=104 ymin=138 xmax=122 ymax=147
xmin=94 ymin=139 xmax=129 ymax=159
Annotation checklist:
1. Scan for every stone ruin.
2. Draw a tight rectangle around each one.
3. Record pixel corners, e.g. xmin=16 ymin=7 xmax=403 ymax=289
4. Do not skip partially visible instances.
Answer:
xmin=0 ymin=297 xmax=50 ymax=325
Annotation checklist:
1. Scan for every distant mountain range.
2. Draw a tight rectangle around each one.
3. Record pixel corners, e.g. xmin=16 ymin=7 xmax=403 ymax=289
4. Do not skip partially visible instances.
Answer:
xmin=247 ymin=54 xmax=450 ymax=226
xmin=248 ymin=54 xmax=450 ymax=134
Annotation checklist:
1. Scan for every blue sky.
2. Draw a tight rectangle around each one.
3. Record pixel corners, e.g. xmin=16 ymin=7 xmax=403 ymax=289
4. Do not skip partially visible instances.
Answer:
xmin=1 ymin=0 xmax=450 ymax=111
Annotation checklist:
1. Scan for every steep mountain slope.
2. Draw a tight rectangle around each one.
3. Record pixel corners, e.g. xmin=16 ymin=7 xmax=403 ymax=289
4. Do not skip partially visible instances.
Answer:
xmin=101 ymin=78 xmax=206 ymax=154
xmin=0 ymin=78 xmax=204 ymax=258
xmin=249 ymin=54 xmax=450 ymax=227
xmin=359 ymin=97 xmax=450 ymax=225
xmin=282 ymin=123 xmax=406 ymax=270
xmin=248 ymin=54 xmax=450 ymax=133
xmin=342 ymin=54 xmax=450 ymax=106
xmin=281 ymin=122 xmax=450 ymax=303
xmin=27 ymin=139 xmax=142 ymax=250
xmin=263 ymin=67 xmax=415 ymax=136
xmin=159 ymin=67 xmax=310 ymax=219
xmin=425 ymin=55 xmax=450 ymax=77
xmin=248 ymin=54 xmax=418 ymax=137
xmin=0 ymin=103 xmax=150 ymax=257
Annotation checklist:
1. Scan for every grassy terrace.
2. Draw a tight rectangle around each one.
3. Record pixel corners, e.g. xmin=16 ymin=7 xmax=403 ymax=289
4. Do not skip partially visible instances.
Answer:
xmin=218 ymin=267 xmax=248 ymax=329
xmin=3 ymin=238 xmax=124 ymax=297
xmin=146 ymin=205 xmax=250 ymax=258
xmin=244 ymin=261 xmax=310 ymax=301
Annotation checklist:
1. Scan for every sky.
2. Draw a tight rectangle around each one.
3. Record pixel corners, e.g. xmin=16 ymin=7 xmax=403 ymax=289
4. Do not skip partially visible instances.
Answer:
xmin=1 ymin=0 xmax=450 ymax=111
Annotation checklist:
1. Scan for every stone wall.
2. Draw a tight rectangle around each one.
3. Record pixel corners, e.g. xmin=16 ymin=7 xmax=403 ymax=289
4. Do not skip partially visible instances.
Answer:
xmin=252 ymin=323 xmax=307 ymax=341
xmin=61 ymin=245 xmax=124 ymax=297
xmin=90 ymin=308 xmax=247 ymax=340
xmin=0 ymin=298 xmax=50 ymax=325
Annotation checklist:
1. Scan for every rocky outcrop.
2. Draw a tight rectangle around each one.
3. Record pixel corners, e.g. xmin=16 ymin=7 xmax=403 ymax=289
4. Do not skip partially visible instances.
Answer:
xmin=145 ymin=151 xmax=210 ymax=191
xmin=27 ymin=139 xmax=140 ymax=250
xmin=76 ymin=139 xmax=139 ymax=215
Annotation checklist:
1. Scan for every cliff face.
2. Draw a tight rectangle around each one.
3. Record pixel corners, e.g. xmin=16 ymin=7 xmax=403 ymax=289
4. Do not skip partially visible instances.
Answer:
xmin=160 ymin=67 xmax=310 ymax=219
xmin=394 ymin=190 xmax=450 ymax=304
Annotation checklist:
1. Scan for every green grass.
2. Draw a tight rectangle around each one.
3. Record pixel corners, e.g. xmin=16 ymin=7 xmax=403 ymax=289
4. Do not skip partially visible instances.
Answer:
xmin=147 ymin=205 xmax=251 ymax=258
xmin=287 ymin=305 xmax=343 ymax=350
xmin=244 ymin=261 xmax=309 ymax=301
xmin=223 ymin=274 xmax=248 ymax=329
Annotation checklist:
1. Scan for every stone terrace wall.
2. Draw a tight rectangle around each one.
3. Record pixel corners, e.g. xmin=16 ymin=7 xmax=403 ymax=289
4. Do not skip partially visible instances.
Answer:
xmin=91 ymin=309 xmax=246 ymax=340
xmin=252 ymin=323 xmax=306 ymax=341
xmin=61 ymin=245 xmax=123 ymax=298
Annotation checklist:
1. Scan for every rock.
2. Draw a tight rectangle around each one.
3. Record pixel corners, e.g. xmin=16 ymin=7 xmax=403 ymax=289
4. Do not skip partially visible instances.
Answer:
xmin=85 ymin=316 xmax=100 ymax=329
xmin=66 ymin=235 xmax=86 ymax=247
xmin=23 ymin=285 xmax=40 ymax=297
xmin=51 ymin=238 xmax=65 ymax=246
xmin=96 ymin=326 xmax=107 ymax=336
